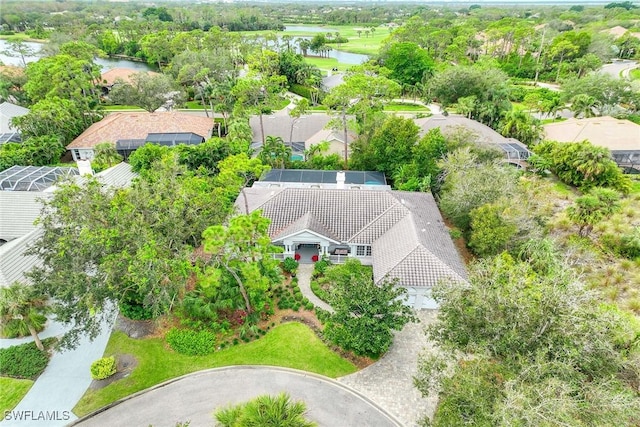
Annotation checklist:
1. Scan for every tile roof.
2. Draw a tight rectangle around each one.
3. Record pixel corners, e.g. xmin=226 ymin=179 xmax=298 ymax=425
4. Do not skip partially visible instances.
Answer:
xmin=239 ymin=187 xmax=467 ymax=289
xmin=250 ymin=113 xmax=331 ymax=143
xmin=0 ymin=191 xmax=48 ymax=241
xmin=543 ymin=116 xmax=640 ymax=152
xmin=67 ymin=112 xmax=214 ymax=150
xmin=0 ymin=102 xmax=29 ymax=133
xmin=100 ymin=68 xmax=160 ymax=86
xmin=415 ymin=114 xmax=512 ymax=144
xmin=0 ymin=228 xmax=43 ymax=287
xmin=95 ymin=162 xmax=138 ymax=188
xmin=0 ymin=102 xmax=29 ymax=118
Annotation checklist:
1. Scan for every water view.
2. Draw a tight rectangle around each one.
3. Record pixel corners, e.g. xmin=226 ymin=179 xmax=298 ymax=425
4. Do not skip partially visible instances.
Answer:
xmin=0 ymin=39 xmax=153 ymax=71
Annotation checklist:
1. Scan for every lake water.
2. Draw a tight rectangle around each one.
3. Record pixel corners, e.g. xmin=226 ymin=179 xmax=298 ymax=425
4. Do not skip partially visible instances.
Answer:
xmin=0 ymin=32 xmax=368 ymax=69
xmin=284 ymin=26 xmax=369 ymax=65
xmin=0 ymin=39 xmax=152 ymax=71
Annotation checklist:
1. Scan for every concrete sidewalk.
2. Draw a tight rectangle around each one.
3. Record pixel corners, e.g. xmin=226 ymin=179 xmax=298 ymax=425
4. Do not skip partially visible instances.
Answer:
xmin=1 ymin=315 xmax=115 ymax=427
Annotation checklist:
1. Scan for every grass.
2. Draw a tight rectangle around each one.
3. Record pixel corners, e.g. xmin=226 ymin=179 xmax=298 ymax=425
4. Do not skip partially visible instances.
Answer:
xmin=629 ymin=68 xmax=640 ymax=81
xmin=0 ymin=377 xmax=33 ymax=420
xmin=302 ymin=56 xmax=346 ymax=72
xmin=384 ymin=102 xmax=429 ymax=112
xmin=73 ymin=322 xmax=356 ymax=417
xmin=103 ymin=105 xmax=145 ymax=111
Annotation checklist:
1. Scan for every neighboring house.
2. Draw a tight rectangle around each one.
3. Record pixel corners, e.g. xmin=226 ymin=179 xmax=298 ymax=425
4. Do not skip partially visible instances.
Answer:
xmin=250 ymin=113 xmax=332 ymax=161
xmin=0 ymin=163 xmax=137 ymax=287
xmin=0 ymin=101 xmax=29 ymax=144
xmin=305 ymin=128 xmax=356 ymax=159
xmin=99 ymin=68 xmax=160 ymax=95
xmin=543 ymin=116 xmax=640 ymax=172
xmin=238 ymin=171 xmax=467 ymax=309
xmin=416 ymin=114 xmax=532 ymax=166
xmin=66 ymin=112 xmax=214 ymax=161
xmin=603 ymin=26 xmax=640 ymax=40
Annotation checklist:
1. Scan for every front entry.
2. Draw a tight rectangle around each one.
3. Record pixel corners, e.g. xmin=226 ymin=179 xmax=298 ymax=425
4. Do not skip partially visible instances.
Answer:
xmin=295 ymin=243 xmax=320 ymax=264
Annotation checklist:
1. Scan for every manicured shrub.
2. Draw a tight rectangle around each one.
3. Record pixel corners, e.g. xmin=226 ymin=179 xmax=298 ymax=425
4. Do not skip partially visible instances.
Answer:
xmin=305 ymin=302 xmax=315 ymax=311
xmin=0 ymin=342 xmax=49 ymax=379
xmin=313 ymin=259 xmax=330 ymax=276
xmin=166 ymin=328 xmax=216 ymax=356
xmin=294 ymin=291 xmax=303 ymax=302
xmin=282 ymin=257 xmax=299 ymax=274
xmin=90 ymin=356 xmax=117 ymax=380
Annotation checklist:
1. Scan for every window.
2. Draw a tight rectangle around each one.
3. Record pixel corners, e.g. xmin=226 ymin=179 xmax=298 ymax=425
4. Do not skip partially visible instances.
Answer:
xmin=356 ymin=245 xmax=372 ymax=257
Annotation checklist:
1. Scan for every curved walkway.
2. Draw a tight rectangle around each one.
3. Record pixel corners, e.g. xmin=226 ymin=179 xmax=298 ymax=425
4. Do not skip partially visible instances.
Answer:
xmin=297 ymin=264 xmax=333 ymax=312
xmin=72 ymin=366 xmax=402 ymax=427
xmin=339 ymin=310 xmax=439 ymax=427
xmin=0 ymin=315 xmax=115 ymax=427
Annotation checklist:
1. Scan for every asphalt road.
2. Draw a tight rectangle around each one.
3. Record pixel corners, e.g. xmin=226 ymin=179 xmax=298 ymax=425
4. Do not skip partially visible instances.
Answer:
xmin=72 ymin=366 xmax=402 ymax=427
xmin=600 ymin=59 xmax=638 ymax=79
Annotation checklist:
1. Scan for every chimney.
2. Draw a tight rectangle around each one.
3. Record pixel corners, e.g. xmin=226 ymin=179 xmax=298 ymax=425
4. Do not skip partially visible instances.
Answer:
xmin=76 ymin=159 xmax=94 ymax=176
xmin=336 ymin=171 xmax=345 ymax=189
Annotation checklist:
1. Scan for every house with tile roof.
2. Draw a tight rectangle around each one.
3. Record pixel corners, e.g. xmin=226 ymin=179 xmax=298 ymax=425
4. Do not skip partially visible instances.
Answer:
xmin=238 ymin=176 xmax=467 ymax=309
xmin=0 ymin=101 xmax=29 ymax=144
xmin=0 ymin=163 xmax=137 ymax=287
xmin=66 ymin=112 xmax=214 ymax=161
xmin=99 ymin=68 xmax=160 ymax=94
xmin=416 ymin=114 xmax=532 ymax=166
xmin=543 ymin=116 xmax=640 ymax=172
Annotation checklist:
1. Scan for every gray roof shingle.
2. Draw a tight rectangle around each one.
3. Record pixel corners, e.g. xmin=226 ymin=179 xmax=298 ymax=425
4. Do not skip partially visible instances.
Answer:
xmin=0 ymin=228 xmax=43 ymax=287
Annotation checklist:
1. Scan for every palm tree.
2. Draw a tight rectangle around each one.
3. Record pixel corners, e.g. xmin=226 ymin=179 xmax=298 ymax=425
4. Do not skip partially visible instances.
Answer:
xmin=0 ymin=282 xmax=47 ymax=351
xmin=499 ymin=108 xmax=542 ymax=147
xmin=570 ymin=94 xmax=600 ymax=118
xmin=215 ymin=393 xmax=316 ymax=427
xmin=259 ymin=135 xmax=291 ymax=169
xmin=94 ymin=142 xmax=123 ymax=168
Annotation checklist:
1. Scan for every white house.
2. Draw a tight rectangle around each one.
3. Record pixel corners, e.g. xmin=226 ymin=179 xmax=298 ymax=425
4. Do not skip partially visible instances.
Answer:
xmin=237 ymin=171 xmax=467 ymax=309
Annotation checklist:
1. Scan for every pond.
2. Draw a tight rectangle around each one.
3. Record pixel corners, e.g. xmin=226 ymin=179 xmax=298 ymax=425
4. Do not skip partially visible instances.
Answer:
xmin=283 ymin=26 xmax=369 ymax=65
xmin=0 ymin=39 xmax=153 ymax=71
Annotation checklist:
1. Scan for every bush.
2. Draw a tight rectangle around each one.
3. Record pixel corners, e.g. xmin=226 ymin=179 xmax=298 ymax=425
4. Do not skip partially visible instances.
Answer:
xmin=289 ymin=83 xmax=313 ymax=100
xmin=305 ymin=302 xmax=314 ymax=311
xmin=313 ymin=258 xmax=330 ymax=276
xmin=282 ymin=257 xmax=299 ymax=274
xmin=90 ymin=356 xmax=117 ymax=380
xmin=165 ymin=328 xmax=216 ymax=356
xmin=310 ymin=281 xmax=330 ymax=303
xmin=0 ymin=342 xmax=49 ymax=379
xmin=119 ymin=300 xmax=154 ymax=320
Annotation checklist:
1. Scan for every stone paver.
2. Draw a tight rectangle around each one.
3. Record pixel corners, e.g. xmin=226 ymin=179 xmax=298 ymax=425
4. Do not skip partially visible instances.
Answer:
xmin=338 ymin=310 xmax=439 ymax=427
xmin=296 ymin=263 xmax=333 ymax=313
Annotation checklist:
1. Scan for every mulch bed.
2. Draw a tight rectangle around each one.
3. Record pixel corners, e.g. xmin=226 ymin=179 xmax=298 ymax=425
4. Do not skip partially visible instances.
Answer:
xmin=115 ymin=315 xmax=156 ymax=339
xmin=89 ymin=354 xmax=138 ymax=390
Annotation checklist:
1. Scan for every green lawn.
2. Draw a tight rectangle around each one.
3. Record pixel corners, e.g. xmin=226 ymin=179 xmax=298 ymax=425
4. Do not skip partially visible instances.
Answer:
xmin=302 ymin=56 xmax=346 ymax=72
xmin=0 ymin=377 xmax=33 ymax=420
xmin=630 ymin=68 xmax=640 ymax=81
xmin=73 ymin=322 xmax=356 ymax=417
xmin=384 ymin=102 xmax=429 ymax=112
xmin=103 ymin=105 xmax=145 ymax=111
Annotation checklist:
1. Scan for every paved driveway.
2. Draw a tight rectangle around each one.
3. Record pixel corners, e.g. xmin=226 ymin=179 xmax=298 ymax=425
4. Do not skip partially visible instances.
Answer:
xmin=73 ymin=366 xmax=401 ymax=427
xmin=338 ymin=311 xmax=438 ymax=427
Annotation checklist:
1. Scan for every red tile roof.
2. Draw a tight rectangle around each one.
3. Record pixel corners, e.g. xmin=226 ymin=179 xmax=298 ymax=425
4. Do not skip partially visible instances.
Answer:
xmin=100 ymin=68 xmax=159 ymax=86
xmin=67 ymin=112 xmax=214 ymax=149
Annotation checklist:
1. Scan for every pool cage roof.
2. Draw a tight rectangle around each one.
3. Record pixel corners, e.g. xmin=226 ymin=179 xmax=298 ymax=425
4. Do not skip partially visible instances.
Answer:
xmin=261 ymin=169 xmax=387 ymax=186
xmin=0 ymin=132 xmax=22 ymax=145
xmin=0 ymin=165 xmax=79 ymax=191
xmin=498 ymin=141 xmax=532 ymax=161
